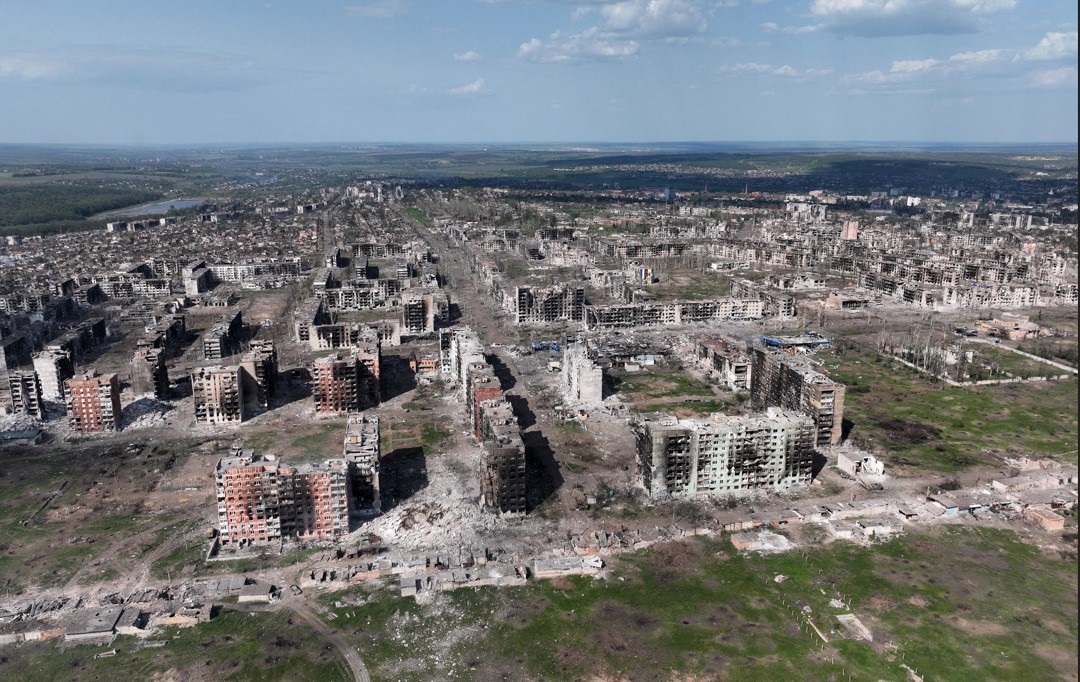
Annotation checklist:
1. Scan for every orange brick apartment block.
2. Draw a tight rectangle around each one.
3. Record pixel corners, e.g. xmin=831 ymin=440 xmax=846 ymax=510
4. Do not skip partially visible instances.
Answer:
xmin=65 ymin=370 xmax=122 ymax=432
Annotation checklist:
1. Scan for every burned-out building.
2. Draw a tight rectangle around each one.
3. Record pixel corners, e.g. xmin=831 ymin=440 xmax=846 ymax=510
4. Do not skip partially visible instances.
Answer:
xmin=7 ymin=371 xmax=45 ymax=419
xmin=561 ymin=343 xmax=603 ymax=405
xmin=513 ymin=284 xmax=586 ymax=325
xmin=66 ymin=370 xmax=122 ymax=432
xmin=750 ymin=346 xmax=846 ymax=447
xmin=312 ymin=349 xmax=378 ymax=416
xmin=192 ymin=366 xmax=245 ymax=425
xmin=131 ymin=347 xmax=170 ymax=399
xmin=690 ymin=335 xmax=752 ymax=390
xmin=634 ymin=409 xmax=815 ymax=498
xmin=343 ymin=413 xmax=381 ymax=516
xmin=32 ymin=349 xmax=75 ymax=401
xmin=238 ymin=339 xmax=278 ymax=411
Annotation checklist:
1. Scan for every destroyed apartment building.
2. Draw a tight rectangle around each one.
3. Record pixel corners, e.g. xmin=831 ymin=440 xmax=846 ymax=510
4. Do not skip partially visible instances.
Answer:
xmin=192 ymin=366 xmax=246 ymax=425
xmin=635 ymin=409 xmax=816 ymax=498
xmin=202 ymin=310 xmax=244 ymax=361
xmin=690 ymin=334 xmax=753 ymax=391
xmin=343 ymin=413 xmax=381 ymax=516
xmin=560 ymin=342 xmax=603 ymax=406
xmin=215 ymin=450 xmax=352 ymax=548
xmin=749 ymin=344 xmax=846 ymax=447
xmin=130 ymin=347 xmax=170 ymax=399
xmin=66 ymin=370 xmax=123 ymax=432
xmin=311 ymin=337 xmax=380 ymax=417
xmin=7 ymin=371 xmax=45 ymax=419
xmin=442 ymin=327 xmax=527 ymax=515
xmin=238 ymin=339 xmax=278 ymax=411
xmin=585 ymin=297 xmax=765 ymax=330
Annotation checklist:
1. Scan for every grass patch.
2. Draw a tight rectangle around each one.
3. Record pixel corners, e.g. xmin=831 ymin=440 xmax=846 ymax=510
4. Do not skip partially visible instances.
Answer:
xmin=825 ymin=344 xmax=1077 ymax=470
xmin=612 ymin=369 xmax=715 ymax=400
xmin=322 ymin=526 xmax=1076 ymax=681
xmin=0 ymin=609 xmax=346 ymax=681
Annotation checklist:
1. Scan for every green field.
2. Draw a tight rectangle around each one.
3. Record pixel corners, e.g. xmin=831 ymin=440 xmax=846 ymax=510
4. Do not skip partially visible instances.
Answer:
xmin=0 ymin=609 xmax=345 ymax=682
xmin=825 ymin=344 xmax=1078 ymax=471
xmin=305 ymin=525 xmax=1077 ymax=681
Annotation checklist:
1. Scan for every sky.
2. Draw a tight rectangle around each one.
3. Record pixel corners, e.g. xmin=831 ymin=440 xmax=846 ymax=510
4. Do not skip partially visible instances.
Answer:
xmin=0 ymin=0 xmax=1076 ymax=144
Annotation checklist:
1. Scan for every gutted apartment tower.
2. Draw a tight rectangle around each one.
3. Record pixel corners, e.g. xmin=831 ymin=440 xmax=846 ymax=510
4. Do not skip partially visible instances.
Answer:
xmin=202 ymin=310 xmax=244 ymax=360
xmin=401 ymin=290 xmax=448 ymax=336
xmin=239 ymin=339 xmax=278 ymax=411
xmin=216 ymin=451 xmax=282 ymax=547
xmin=32 ymin=349 xmax=74 ymax=401
xmin=343 ymin=413 xmax=381 ymax=516
xmin=216 ymin=449 xmax=353 ymax=547
xmin=749 ymin=346 xmax=846 ymax=446
xmin=312 ymin=348 xmax=379 ymax=416
xmin=66 ymin=370 xmax=122 ymax=432
xmin=634 ymin=410 xmax=815 ymax=498
xmin=691 ymin=335 xmax=752 ymax=390
xmin=192 ymin=366 xmax=246 ymax=425
xmin=8 ymin=371 xmax=45 ymax=419
xmin=442 ymin=327 xmax=527 ymax=514
xmin=514 ymin=284 xmax=586 ymax=325
xmin=561 ymin=343 xmax=603 ymax=405
xmin=131 ymin=347 xmax=169 ymax=399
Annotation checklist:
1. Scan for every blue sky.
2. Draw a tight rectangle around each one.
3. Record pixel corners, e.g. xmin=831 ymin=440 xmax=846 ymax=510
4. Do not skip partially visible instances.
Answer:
xmin=0 ymin=0 xmax=1076 ymax=144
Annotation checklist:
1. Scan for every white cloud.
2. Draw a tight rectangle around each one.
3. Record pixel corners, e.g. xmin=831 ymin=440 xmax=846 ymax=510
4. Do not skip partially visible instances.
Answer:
xmin=345 ymin=0 xmax=411 ymax=18
xmin=809 ymin=0 xmax=1016 ymax=37
xmin=453 ymin=50 xmax=483 ymax=62
xmin=718 ymin=62 xmax=832 ymax=79
xmin=0 ymin=48 xmax=264 ymax=91
xmin=1030 ymin=67 xmax=1077 ymax=88
xmin=761 ymin=21 xmax=822 ymax=35
xmin=449 ymin=78 xmax=485 ymax=95
xmin=518 ymin=29 xmax=640 ymax=62
xmin=0 ymin=54 xmax=65 ymax=80
xmin=520 ymin=0 xmax=707 ymax=62
xmin=711 ymin=36 xmax=743 ymax=48
xmin=891 ymin=59 xmax=939 ymax=73
xmin=841 ymin=31 xmax=1080 ymax=94
xmin=1025 ymin=32 xmax=1078 ymax=61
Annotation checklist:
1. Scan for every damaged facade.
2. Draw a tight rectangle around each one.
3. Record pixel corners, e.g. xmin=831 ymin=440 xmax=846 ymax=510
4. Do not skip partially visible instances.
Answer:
xmin=750 ymin=345 xmax=846 ymax=447
xmin=66 ymin=370 xmax=122 ymax=432
xmin=635 ymin=409 xmax=815 ymax=498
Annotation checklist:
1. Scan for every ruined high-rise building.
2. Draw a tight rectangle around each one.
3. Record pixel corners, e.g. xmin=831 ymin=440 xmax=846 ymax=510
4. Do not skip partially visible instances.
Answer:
xmin=32 ymin=349 xmax=74 ymax=401
xmin=66 ymin=370 xmax=122 ymax=432
xmin=749 ymin=346 xmax=846 ymax=447
xmin=312 ymin=353 xmax=362 ymax=416
xmin=192 ymin=366 xmax=245 ymax=425
xmin=239 ymin=339 xmax=278 ymax=411
xmin=131 ymin=347 xmax=169 ymax=399
xmin=8 ymin=371 xmax=45 ymax=419
xmin=514 ymin=284 xmax=585 ymax=325
xmin=634 ymin=410 xmax=815 ymax=498
xmin=216 ymin=450 xmax=354 ymax=547
xmin=343 ymin=413 xmax=381 ymax=516
xmin=561 ymin=343 xmax=603 ymax=405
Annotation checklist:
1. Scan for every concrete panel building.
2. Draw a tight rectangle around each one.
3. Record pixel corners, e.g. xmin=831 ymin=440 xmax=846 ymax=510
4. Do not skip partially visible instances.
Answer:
xmin=312 ymin=352 xmax=377 ymax=416
xmin=33 ymin=349 xmax=75 ymax=401
xmin=215 ymin=451 xmax=282 ymax=547
xmin=634 ymin=410 xmax=815 ymax=498
xmin=7 ymin=371 xmax=45 ymax=419
xmin=216 ymin=450 xmax=353 ymax=547
xmin=343 ymin=413 xmax=381 ymax=516
xmin=239 ymin=339 xmax=278 ymax=411
xmin=192 ymin=366 xmax=245 ymax=425
xmin=131 ymin=347 xmax=169 ymax=399
xmin=750 ymin=346 xmax=846 ymax=447
xmin=66 ymin=370 xmax=122 ymax=433
xmin=561 ymin=343 xmax=603 ymax=405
